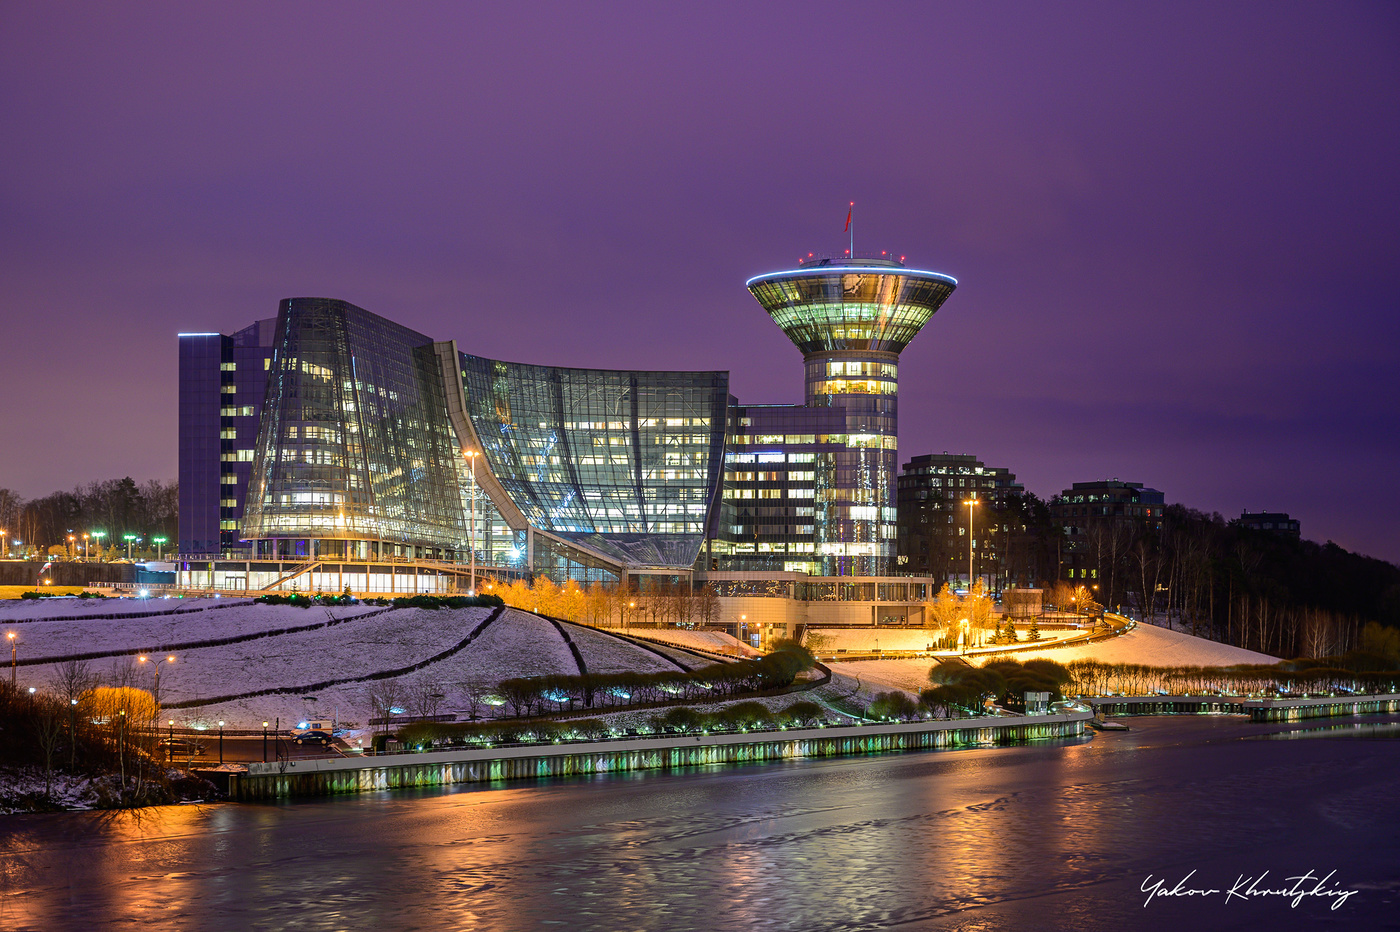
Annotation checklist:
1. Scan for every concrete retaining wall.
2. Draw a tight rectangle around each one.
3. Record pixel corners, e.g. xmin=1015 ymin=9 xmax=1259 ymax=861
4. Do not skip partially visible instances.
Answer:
xmin=1244 ymin=694 xmax=1400 ymax=722
xmin=234 ymin=712 xmax=1091 ymax=800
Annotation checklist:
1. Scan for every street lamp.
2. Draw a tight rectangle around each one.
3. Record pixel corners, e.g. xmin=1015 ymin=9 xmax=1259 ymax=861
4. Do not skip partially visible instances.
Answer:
xmin=963 ymin=498 xmax=980 ymax=594
xmin=7 ymin=632 xmax=16 ymax=685
xmin=463 ymin=450 xmax=478 ymax=596
xmin=153 ymin=537 xmax=167 ymax=561
xmin=218 ymin=720 xmax=225 ymax=764
xmin=82 ymin=533 xmax=89 ymax=561
xmin=0 ymin=529 xmax=7 ymax=559
xmin=92 ymin=530 xmax=106 ymax=560
xmin=123 ymin=534 xmax=137 ymax=560
xmin=68 ymin=534 xmax=75 ymax=560
xmin=262 ymin=721 xmax=269 ymax=763
xmin=167 ymin=719 xmax=175 ymax=759
xmin=136 ymin=654 xmax=176 ymax=707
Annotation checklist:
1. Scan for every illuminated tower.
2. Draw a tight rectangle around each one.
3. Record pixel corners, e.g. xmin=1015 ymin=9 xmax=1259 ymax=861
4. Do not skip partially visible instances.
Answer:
xmin=746 ymin=257 xmax=956 ymax=576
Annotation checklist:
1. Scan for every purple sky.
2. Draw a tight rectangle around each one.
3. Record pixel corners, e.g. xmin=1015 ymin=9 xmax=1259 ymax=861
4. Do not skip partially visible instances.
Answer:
xmin=2 ymin=3 xmax=1397 ymax=562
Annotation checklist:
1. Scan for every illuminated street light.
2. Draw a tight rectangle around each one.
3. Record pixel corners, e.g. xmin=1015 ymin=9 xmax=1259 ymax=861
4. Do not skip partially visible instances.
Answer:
xmin=123 ymin=534 xmax=138 ymax=560
xmin=7 ymin=632 xmax=16 ymax=685
xmin=463 ymin=450 xmax=479 ymax=596
xmin=0 ymin=529 xmax=7 ymax=559
xmin=963 ymin=498 xmax=980 ymax=594
xmin=82 ymin=533 xmax=90 ymax=561
xmin=137 ymin=654 xmax=176 ymax=707
xmin=153 ymin=536 xmax=167 ymax=561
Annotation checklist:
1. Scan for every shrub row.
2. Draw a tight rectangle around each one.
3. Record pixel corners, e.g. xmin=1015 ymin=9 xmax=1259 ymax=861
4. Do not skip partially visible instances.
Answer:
xmin=394 ymin=699 xmax=831 ymax=749
xmin=490 ymin=643 xmax=815 ymax=716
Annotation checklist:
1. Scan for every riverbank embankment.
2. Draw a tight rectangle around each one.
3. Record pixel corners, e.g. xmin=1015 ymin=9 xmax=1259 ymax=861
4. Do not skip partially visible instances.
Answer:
xmin=235 ymin=710 xmax=1093 ymax=800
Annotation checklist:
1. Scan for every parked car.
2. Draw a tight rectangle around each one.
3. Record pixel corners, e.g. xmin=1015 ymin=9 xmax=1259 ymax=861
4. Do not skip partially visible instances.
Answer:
xmin=158 ymin=737 xmax=206 ymax=756
xmin=291 ymin=719 xmax=335 ymax=746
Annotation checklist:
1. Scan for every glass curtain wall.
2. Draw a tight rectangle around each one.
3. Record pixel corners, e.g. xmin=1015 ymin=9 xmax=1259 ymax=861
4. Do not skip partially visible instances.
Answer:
xmin=458 ymin=354 xmax=729 ymax=573
xmin=242 ymin=298 xmax=469 ymax=559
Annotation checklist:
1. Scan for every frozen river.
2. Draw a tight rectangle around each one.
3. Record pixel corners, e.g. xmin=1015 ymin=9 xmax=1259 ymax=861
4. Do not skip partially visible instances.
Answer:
xmin=3 ymin=715 xmax=1398 ymax=931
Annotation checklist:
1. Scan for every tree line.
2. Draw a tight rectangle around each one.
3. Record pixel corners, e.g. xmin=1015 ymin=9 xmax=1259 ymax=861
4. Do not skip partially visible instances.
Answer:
xmin=1052 ymin=504 xmax=1400 ymax=658
xmin=493 ymin=576 xmax=721 ymax=628
xmin=0 ymin=477 xmax=177 ymax=559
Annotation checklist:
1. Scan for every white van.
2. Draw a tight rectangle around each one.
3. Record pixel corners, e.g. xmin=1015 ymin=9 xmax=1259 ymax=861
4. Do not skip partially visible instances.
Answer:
xmin=291 ymin=719 xmax=335 ymax=746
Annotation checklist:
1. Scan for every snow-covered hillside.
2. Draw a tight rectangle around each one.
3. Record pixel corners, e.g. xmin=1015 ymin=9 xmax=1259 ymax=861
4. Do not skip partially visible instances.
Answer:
xmin=6 ymin=603 xmax=695 ymax=729
xmin=829 ymin=622 xmax=1280 ymax=697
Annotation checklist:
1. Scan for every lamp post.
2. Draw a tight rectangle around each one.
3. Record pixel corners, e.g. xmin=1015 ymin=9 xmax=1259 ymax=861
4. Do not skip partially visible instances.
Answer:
xmin=124 ymin=534 xmax=137 ymax=560
xmin=82 ymin=533 xmax=89 ymax=561
xmin=963 ymin=498 xmax=980 ymax=594
xmin=92 ymin=530 xmax=106 ymax=561
xmin=167 ymin=719 xmax=175 ymax=760
xmin=68 ymin=534 xmax=75 ymax=560
xmin=153 ymin=537 xmax=167 ymax=561
xmin=1 ymin=529 xmax=7 ymax=559
xmin=463 ymin=450 xmax=478 ymax=596
xmin=7 ymin=632 xmax=16 ymax=685
xmin=218 ymin=720 xmax=225 ymax=764
xmin=262 ymin=721 xmax=269 ymax=762
xmin=136 ymin=654 xmax=176 ymax=707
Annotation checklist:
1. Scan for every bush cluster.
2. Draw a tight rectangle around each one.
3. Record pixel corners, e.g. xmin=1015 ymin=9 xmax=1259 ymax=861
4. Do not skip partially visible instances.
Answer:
xmin=922 ymin=658 xmax=1071 ymax=715
xmin=489 ymin=642 xmax=815 ymax=716
xmin=394 ymin=698 xmax=832 ymax=750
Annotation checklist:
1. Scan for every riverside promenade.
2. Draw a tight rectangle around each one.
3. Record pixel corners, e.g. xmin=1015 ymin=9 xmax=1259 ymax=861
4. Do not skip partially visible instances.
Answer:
xmin=1087 ymin=693 xmax=1400 ymax=721
xmin=234 ymin=710 xmax=1094 ymax=800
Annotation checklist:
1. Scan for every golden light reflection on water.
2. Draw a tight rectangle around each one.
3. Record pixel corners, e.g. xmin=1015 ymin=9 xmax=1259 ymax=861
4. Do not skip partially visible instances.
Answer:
xmin=3 ymin=718 xmax=1397 ymax=930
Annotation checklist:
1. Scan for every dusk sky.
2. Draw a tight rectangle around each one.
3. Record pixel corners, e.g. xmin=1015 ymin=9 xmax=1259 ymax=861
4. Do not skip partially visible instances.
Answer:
xmin=2 ymin=3 xmax=1397 ymax=562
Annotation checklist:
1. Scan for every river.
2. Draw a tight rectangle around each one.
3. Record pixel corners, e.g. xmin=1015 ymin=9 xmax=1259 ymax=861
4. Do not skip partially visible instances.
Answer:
xmin=2 ymin=714 xmax=1398 ymax=931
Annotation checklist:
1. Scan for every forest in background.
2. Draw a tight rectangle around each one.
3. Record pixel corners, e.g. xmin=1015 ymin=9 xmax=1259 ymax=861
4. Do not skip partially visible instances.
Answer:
xmin=0 ymin=479 xmax=177 ymax=559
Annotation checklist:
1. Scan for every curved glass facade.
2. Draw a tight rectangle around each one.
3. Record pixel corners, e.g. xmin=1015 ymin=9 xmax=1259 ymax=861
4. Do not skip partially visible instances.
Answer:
xmin=242 ymin=299 xmax=469 ymax=559
xmin=458 ymin=353 xmax=729 ymax=571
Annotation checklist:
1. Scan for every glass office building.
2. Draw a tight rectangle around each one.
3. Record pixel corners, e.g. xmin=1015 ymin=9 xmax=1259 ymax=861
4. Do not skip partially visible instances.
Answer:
xmin=744 ymin=257 xmax=957 ymax=576
xmin=178 ymin=251 xmax=956 ymax=588
xmin=240 ymin=298 xmax=470 ymax=561
xmin=183 ymin=298 xmax=730 ymax=586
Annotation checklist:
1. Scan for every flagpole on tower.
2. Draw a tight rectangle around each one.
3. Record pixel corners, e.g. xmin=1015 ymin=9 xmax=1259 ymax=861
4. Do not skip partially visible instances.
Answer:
xmin=846 ymin=201 xmax=854 ymax=258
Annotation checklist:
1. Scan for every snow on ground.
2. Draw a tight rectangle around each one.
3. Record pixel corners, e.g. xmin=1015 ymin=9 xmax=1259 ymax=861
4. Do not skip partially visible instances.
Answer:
xmin=5 ymin=602 xmax=381 ymax=661
xmin=825 ymin=660 xmax=935 ymax=696
xmin=810 ymin=626 xmax=1080 ymax=653
xmin=0 ymin=596 xmax=244 ymax=622
xmin=828 ymin=623 xmax=1281 ymax=697
xmin=632 ymin=628 xmax=757 ymax=656
xmin=16 ymin=607 xmax=490 ymax=730
xmin=990 ymin=621 xmax=1279 ymax=668
xmin=563 ymin=623 xmax=683 ymax=674
xmin=459 ymin=609 xmax=578 ymax=680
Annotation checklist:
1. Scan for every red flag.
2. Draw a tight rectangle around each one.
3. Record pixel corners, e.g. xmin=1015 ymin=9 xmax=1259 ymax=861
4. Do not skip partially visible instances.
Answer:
xmin=844 ymin=204 xmax=852 ymax=232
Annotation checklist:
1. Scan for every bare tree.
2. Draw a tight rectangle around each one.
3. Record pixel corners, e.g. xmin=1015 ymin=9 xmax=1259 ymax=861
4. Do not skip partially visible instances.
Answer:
xmin=365 ymin=681 xmax=402 ymax=743
xmin=49 ymin=660 xmax=96 ymax=771
xmin=458 ymin=681 xmax=491 ymax=721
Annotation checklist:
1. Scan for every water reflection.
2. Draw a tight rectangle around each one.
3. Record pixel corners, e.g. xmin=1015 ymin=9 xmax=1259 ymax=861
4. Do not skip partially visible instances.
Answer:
xmin=2 ymin=717 xmax=1397 ymax=930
